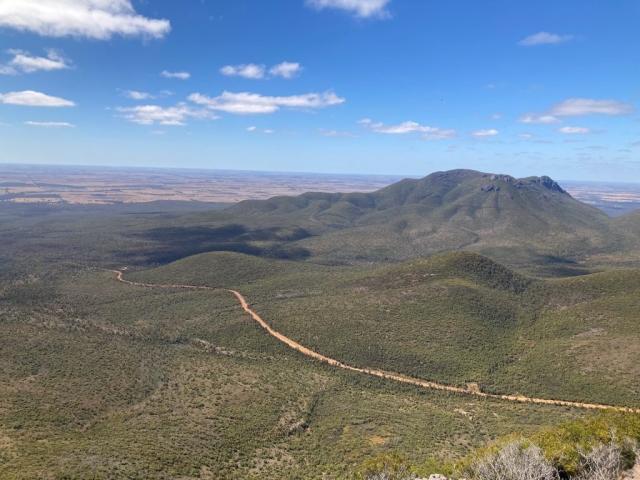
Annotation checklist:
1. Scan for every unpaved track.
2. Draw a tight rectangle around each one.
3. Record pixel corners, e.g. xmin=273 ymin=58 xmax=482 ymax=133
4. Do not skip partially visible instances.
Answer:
xmin=106 ymin=269 xmax=640 ymax=414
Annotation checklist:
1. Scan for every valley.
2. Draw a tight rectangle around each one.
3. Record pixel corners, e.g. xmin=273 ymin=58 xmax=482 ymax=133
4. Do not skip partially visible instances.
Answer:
xmin=1 ymin=169 xmax=640 ymax=479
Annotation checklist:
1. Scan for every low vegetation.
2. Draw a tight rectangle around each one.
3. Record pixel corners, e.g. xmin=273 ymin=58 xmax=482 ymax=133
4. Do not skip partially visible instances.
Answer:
xmin=359 ymin=413 xmax=640 ymax=480
xmin=1 ymin=170 xmax=640 ymax=478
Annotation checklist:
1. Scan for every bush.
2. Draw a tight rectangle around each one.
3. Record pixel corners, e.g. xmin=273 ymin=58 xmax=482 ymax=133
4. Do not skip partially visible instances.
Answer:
xmin=359 ymin=453 xmax=417 ymax=480
xmin=468 ymin=440 xmax=559 ymax=480
xmin=575 ymin=440 xmax=623 ymax=480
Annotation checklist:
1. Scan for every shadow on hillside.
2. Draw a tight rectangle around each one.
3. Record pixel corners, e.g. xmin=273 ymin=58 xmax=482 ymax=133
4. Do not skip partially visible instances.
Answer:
xmin=129 ymin=224 xmax=312 ymax=265
xmin=532 ymin=255 xmax=593 ymax=277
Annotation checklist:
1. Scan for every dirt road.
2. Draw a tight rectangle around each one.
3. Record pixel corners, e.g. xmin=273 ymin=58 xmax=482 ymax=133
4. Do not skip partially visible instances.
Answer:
xmin=107 ymin=269 xmax=640 ymax=414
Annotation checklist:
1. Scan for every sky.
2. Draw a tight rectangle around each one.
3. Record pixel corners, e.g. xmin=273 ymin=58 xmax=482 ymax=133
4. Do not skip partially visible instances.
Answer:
xmin=0 ymin=0 xmax=639 ymax=181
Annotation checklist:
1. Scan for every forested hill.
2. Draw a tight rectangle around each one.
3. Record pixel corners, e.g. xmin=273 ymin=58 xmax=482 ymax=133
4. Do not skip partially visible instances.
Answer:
xmin=224 ymin=169 xmax=629 ymax=271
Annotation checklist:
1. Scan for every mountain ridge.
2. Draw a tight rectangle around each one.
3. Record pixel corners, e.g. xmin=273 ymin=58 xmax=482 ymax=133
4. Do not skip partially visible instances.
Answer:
xmin=221 ymin=169 xmax=622 ymax=271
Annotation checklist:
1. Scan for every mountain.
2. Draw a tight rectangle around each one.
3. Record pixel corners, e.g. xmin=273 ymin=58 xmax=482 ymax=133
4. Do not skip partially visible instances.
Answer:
xmin=227 ymin=169 xmax=620 ymax=271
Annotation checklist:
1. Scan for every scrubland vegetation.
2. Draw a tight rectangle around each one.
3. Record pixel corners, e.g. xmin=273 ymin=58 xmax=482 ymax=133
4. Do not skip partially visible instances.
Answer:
xmin=2 ymin=171 xmax=640 ymax=478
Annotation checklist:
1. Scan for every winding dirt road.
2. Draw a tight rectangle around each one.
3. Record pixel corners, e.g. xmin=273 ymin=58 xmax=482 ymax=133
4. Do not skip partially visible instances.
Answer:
xmin=107 ymin=269 xmax=640 ymax=414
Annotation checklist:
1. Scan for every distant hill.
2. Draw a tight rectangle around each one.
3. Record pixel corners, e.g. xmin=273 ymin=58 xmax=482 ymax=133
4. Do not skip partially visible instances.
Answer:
xmin=227 ymin=169 xmax=621 ymax=271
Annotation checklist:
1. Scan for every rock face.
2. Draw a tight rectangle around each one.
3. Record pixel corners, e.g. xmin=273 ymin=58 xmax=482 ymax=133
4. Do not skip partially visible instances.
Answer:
xmin=537 ymin=176 xmax=567 ymax=194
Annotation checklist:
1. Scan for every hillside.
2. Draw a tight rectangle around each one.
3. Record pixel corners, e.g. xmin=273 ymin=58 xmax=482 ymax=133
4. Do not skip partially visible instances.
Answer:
xmin=226 ymin=170 xmax=621 ymax=271
xmin=133 ymin=251 xmax=640 ymax=409
xmin=0 ymin=259 xmax=584 ymax=479
xmin=1 ymin=171 xmax=640 ymax=478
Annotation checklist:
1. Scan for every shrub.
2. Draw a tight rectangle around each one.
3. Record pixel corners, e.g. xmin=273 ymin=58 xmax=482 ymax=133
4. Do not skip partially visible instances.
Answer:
xmin=575 ymin=440 xmax=623 ymax=480
xmin=468 ymin=440 xmax=559 ymax=480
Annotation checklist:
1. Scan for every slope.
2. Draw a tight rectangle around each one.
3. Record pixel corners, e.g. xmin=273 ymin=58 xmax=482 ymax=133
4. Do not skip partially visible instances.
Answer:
xmin=226 ymin=170 xmax=620 ymax=270
xmin=135 ymin=251 xmax=640 ymax=409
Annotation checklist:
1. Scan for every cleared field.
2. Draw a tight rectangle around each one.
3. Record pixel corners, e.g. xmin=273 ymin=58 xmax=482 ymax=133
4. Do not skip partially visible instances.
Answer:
xmin=0 ymin=164 xmax=403 ymax=205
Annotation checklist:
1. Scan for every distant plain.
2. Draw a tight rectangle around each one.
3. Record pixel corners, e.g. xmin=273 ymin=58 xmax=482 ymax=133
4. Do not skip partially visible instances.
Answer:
xmin=2 ymin=164 xmax=640 ymax=216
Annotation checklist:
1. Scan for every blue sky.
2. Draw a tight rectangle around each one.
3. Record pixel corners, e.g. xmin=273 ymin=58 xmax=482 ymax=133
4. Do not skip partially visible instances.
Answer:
xmin=0 ymin=0 xmax=639 ymax=181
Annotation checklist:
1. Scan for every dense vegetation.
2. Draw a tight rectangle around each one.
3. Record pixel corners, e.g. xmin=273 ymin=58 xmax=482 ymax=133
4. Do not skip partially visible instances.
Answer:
xmin=357 ymin=412 xmax=640 ymax=479
xmin=135 ymin=251 xmax=640 ymax=409
xmin=1 ymin=170 xmax=640 ymax=478
xmin=0 ymin=264 xmax=583 ymax=479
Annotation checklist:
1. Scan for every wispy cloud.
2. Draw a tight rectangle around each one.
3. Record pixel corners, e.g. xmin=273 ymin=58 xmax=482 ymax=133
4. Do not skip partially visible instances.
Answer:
xmin=518 ymin=113 xmax=562 ymax=124
xmin=116 ymin=103 xmax=218 ymax=126
xmin=518 ymin=32 xmax=574 ymax=46
xmin=0 ymin=0 xmax=170 ymax=40
xmin=188 ymin=91 xmax=345 ymax=114
xmin=518 ymin=98 xmax=634 ymax=128
xmin=484 ymin=83 xmax=504 ymax=89
xmin=24 ymin=121 xmax=75 ymax=127
xmin=517 ymin=132 xmax=536 ymax=138
xmin=359 ymin=119 xmax=456 ymax=140
xmin=548 ymin=98 xmax=635 ymax=116
xmin=221 ymin=62 xmax=303 ymax=80
xmin=270 ymin=62 xmax=303 ymax=79
xmin=0 ymin=90 xmax=75 ymax=107
xmin=306 ymin=0 xmax=391 ymax=18
xmin=0 ymin=49 xmax=71 ymax=75
xmin=123 ymin=90 xmax=152 ymax=100
xmin=220 ymin=64 xmax=266 ymax=79
xmin=490 ymin=114 xmax=502 ymax=120
xmin=472 ymin=129 xmax=499 ymax=136
xmin=161 ymin=70 xmax=190 ymax=80
xmin=246 ymin=126 xmax=257 ymax=131
xmin=319 ymin=128 xmax=357 ymax=138
xmin=557 ymin=126 xmax=600 ymax=134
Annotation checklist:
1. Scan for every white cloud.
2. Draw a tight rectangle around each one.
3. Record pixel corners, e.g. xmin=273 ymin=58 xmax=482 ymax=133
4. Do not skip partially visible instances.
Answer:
xmin=472 ymin=129 xmax=499 ymax=136
xmin=159 ymin=90 xmax=174 ymax=96
xmin=24 ymin=121 xmax=75 ymax=127
xmin=319 ymin=128 xmax=357 ymax=138
xmin=150 ymin=130 xmax=165 ymax=135
xmin=188 ymin=90 xmax=345 ymax=114
xmin=359 ymin=119 xmax=456 ymax=140
xmin=123 ymin=90 xmax=151 ymax=100
xmin=115 ymin=103 xmax=219 ymax=126
xmin=306 ymin=0 xmax=391 ymax=18
xmin=517 ymin=113 xmax=562 ymax=124
xmin=0 ymin=49 xmax=71 ymax=75
xmin=269 ymin=62 xmax=303 ymax=79
xmin=220 ymin=62 xmax=303 ymax=80
xmin=161 ymin=70 xmax=190 ymax=80
xmin=518 ymin=32 xmax=574 ymax=46
xmin=491 ymin=113 xmax=502 ymax=120
xmin=517 ymin=133 xmax=536 ymax=138
xmin=0 ymin=0 xmax=170 ymax=40
xmin=220 ymin=64 xmax=265 ymax=79
xmin=246 ymin=126 xmax=257 ymax=131
xmin=0 ymin=90 xmax=75 ymax=107
xmin=548 ymin=98 xmax=635 ymax=116
xmin=263 ymin=129 xmax=275 ymax=134
xmin=557 ymin=126 xmax=596 ymax=134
